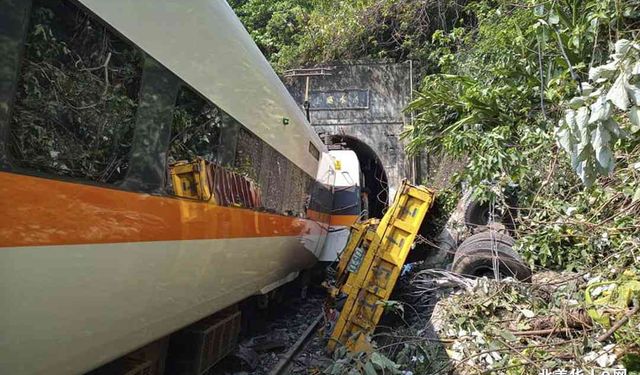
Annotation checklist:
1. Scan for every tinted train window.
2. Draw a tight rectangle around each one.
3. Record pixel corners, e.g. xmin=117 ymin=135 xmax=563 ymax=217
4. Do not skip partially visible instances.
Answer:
xmin=168 ymin=86 xmax=222 ymax=163
xmin=0 ymin=1 xmax=31 ymax=168
xmin=8 ymin=0 xmax=143 ymax=183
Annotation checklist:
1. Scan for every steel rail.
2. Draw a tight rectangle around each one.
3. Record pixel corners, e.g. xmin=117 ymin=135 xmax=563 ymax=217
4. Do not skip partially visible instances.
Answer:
xmin=268 ymin=312 xmax=324 ymax=375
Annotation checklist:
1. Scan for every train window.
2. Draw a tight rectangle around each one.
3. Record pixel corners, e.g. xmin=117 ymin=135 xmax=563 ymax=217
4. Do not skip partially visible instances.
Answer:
xmin=308 ymin=142 xmax=320 ymax=160
xmin=0 ymin=0 xmax=32 ymax=168
xmin=168 ymin=86 xmax=223 ymax=163
xmin=120 ymin=57 xmax=180 ymax=193
xmin=7 ymin=0 xmax=143 ymax=184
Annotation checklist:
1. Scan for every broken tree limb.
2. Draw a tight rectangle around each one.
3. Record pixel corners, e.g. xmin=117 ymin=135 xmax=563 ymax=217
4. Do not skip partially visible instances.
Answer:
xmin=529 ymin=309 xmax=592 ymax=331
xmin=596 ymin=302 xmax=640 ymax=342
xmin=511 ymin=328 xmax=583 ymax=337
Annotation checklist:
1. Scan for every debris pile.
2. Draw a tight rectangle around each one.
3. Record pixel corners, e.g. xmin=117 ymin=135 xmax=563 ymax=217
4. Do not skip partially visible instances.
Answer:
xmin=361 ymin=249 xmax=640 ymax=375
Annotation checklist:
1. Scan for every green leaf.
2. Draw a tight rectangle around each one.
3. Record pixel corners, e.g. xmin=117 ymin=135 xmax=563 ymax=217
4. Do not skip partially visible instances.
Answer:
xmin=588 ymin=97 xmax=612 ymax=124
xmin=576 ymin=122 xmax=592 ymax=159
xmin=521 ymin=309 xmax=536 ymax=318
xmin=629 ymin=106 xmax=640 ymax=132
xmin=575 ymin=106 xmax=589 ymax=128
xmin=364 ymin=362 xmax=377 ymax=375
xmin=569 ymin=97 xmax=585 ymax=109
xmin=557 ymin=126 xmax=573 ymax=153
xmin=607 ymin=73 xmax=630 ymax=111
xmin=330 ymin=363 xmax=344 ymax=375
xmin=591 ymin=123 xmax=611 ymax=151
xmin=591 ymin=123 xmax=613 ymax=172
xmin=580 ymin=82 xmax=594 ymax=96
xmin=615 ymin=39 xmax=632 ymax=55
xmin=370 ymin=352 xmax=400 ymax=373
xmin=589 ymin=62 xmax=617 ymax=82
xmin=370 ymin=352 xmax=386 ymax=369
xmin=576 ymin=160 xmax=596 ymax=187
xmin=597 ymin=147 xmax=614 ymax=174
xmin=625 ymin=84 xmax=640 ymax=105
xmin=548 ymin=9 xmax=560 ymax=25
xmin=499 ymin=330 xmax=518 ymax=342
xmin=565 ymin=108 xmax=577 ymax=127
xmin=603 ymin=118 xmax=622 ymax=139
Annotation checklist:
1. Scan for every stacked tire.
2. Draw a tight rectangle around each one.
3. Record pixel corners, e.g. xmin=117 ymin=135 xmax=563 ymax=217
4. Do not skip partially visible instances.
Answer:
xmin=451 ymin=231 xmax=531 ymax=282
xmin=463 ymin=187 xmax=519 ymax=231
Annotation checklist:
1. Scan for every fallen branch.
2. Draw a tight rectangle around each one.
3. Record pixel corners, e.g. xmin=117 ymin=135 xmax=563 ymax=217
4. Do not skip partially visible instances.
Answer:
xmin=511 ymin=328 xmax=583 ymax=337
xmin=596 ymin=302 xmax=640 ymax=342
xmin=529 ymin=309 xmax=592 ymax=331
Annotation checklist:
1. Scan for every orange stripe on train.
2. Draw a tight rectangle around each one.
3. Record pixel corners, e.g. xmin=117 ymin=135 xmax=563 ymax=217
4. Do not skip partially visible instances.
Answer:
xmin=0 ymin=172 xmax=327 ymax=248
xmin=329 ymin=214 xmax=359 ymax=227
xmin=306 ymin=209 xmax=331 ymax=224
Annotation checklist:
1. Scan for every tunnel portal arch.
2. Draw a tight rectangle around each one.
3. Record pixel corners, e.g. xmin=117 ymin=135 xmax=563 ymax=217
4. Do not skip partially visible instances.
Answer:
xmin=283 ymin=61 xmax=414 ymax=208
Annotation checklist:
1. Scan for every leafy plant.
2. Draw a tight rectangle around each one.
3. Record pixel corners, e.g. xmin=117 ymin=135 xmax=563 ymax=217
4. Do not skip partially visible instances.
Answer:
xmin=228 ymin=0 xmax=314 ymax=71
xmin=404 ymin=72 xmax=535 ymax=201
xmin=557 ymin=39 xmax=640 ymax=186
xmin=230 ymin=0 xmax=469 ymax=72
xmin=400 ymin=0 xmax=640 ymax=269
xmin=230 ymin=0 xmax=640 ymax=272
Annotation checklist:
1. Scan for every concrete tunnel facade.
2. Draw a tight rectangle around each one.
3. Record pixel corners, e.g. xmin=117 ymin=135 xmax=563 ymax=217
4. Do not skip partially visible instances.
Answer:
xmin=283 ymin=61 xmax=419 ymax=205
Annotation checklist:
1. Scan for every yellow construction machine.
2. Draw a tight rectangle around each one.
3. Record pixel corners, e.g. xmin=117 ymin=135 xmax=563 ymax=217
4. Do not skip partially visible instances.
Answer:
xmin=324 ymin=180 xmax=435 ymax=353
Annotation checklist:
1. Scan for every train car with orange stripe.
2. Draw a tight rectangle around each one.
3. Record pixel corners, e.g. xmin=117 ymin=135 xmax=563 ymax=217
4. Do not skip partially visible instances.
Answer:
xmin=318 ymin=150 xmax=364 ymax=262
xmin=0 ymin=1 xmax=334 ymax=374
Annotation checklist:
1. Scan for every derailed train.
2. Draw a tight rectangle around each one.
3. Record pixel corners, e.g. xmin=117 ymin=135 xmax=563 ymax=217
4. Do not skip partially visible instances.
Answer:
xmin=0 ymin=1 xmax=359 ymax=374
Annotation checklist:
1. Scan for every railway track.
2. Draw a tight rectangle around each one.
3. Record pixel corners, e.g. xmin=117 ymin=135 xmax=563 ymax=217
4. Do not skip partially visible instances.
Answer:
xmin=268 ymin=313 xmax=324 ymax=375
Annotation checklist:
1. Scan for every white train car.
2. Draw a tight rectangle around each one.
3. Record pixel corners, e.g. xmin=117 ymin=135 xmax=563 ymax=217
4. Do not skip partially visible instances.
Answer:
xmin=319 ymin=150 xmax=363 ymax=262
xmin=0 ymin=1 xmax=333 ymax=374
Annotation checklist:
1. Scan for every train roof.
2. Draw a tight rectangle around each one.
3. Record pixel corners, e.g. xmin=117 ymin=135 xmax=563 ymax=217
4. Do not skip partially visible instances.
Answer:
xmin=77 ymin=0 xmax=325 ymax=177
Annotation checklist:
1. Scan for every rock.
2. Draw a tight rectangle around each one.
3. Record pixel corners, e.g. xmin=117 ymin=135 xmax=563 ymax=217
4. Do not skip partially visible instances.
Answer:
xmin=233 ymin=346 xmax=259 ymax=370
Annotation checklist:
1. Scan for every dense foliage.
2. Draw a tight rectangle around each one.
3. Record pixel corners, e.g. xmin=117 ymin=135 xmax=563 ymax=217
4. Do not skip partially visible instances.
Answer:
xmin=402 ymin=0 xmax=640 ymax=271
xmin=229 ymin=0 xmax=467 ymax=72
xmin=558 ymin=40 xmax=640 ymax=186
xmin=228 ymin=0 xmax=314 ymax=71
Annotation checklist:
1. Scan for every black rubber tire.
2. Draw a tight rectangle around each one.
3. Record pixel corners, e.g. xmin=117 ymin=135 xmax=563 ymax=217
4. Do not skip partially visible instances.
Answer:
xmin=464 ymin=190 xmax=519 ymax=231
xmin=464 ymin=200 xmax=491 ymax=227
xmin=456 ymin=231 xmax=516 ymax=251
xmin=452 ymin=232 xmax=531 ymax=282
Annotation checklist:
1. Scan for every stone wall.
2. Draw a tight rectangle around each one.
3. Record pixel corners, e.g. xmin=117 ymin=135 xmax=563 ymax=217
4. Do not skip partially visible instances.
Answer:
xmin=283 ymin=61 xmax=416 ymax=198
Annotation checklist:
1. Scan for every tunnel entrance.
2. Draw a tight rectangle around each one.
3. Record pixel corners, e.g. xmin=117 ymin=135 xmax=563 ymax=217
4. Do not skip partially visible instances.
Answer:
xmin=326 ymin=135 xmax=389 ymax=219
